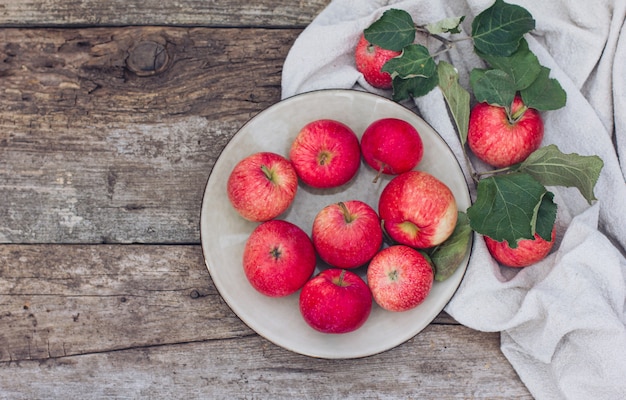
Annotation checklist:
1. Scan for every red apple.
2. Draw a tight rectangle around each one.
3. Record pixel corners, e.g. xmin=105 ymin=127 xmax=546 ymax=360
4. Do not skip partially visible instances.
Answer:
xmin=484 ymin=225 xmax=556 ymax=268
xmin=355 ymin=34 xmax=401 ymax=89
xmin=299 ymin=268 xmax=372 ymax=334
xmin=312 ymin=200 xmax=383 ymax=269
xmin=366 ymin=245 xmax=434 ymax=312
xmin=468 ymin=95 xmax=544 ymax=168
xmin=378 ymin=170 xmax=458 ymax=249
xmin=360 ymin=118 xmax=423 ymax=181
xmin=289 ymin=119 xmax=361 ymax=188
xmin=243 ymin=219 xmax=316 ymax=297
xmin=227 ymin=152 xmax=298 ymax=222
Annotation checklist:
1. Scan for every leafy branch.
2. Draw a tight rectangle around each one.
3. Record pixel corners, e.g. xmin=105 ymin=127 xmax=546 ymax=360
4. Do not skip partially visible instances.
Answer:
xmin=362 ymin=0 xmax=603 ymax=273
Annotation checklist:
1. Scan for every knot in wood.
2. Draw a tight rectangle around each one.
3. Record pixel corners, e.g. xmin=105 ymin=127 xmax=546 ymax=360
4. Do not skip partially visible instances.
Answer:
xmin=126 ymin=41 xmax=169 ymax=76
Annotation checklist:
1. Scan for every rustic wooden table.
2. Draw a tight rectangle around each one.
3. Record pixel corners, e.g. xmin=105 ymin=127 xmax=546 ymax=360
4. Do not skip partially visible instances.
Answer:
xmin=0 ymin=1 xmax=533 ymax=398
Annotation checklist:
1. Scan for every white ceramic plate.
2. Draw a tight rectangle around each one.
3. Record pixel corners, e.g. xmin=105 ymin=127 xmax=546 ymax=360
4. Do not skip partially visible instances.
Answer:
xmin=200 ymin=89 xmax=471 ymax=359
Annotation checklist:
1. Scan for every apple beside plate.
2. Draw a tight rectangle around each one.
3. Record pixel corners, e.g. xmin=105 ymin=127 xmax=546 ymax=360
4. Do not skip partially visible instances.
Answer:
xmin=200 ymin=89 xmax=472 ymax=359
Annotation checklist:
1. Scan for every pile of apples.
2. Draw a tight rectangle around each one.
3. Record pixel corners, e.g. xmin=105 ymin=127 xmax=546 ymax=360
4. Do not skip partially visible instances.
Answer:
xmin=227 ymin=118 xmax=459 ymax=334
xmin=356 ymin=34 xmax=556 ymax=268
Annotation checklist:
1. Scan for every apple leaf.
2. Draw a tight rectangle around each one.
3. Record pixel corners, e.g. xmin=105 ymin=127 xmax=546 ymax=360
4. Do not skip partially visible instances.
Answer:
xmin=382 ymin=44 xmax=437 ymax=79
xmin=475 ymin=38 xmax=541 ymax=90
xmin=471 ymin=0 xmax=535 ymax=57
xmin=535 ymin=191 xmax=557 ymax=241
xmin=470 ymin=68 xmax=517 ymax=108
xmin=425 ymin=16 xmax=465 ymax=34
xmin=430 ymin=212 xmax=472 ymax=281
xmin=364 ymin=9 xmax=416 ymax=51
xmin=391 ymin=73 xmax=439 ymax=102
xmin=517 ymin=144 xmax=604 ymax=204
xmin=437 ymin=61 xmax=471 ymax=145
xmin=520 ymin=67 xmax=567 ymax=111
xmin=466 ymin=172 xmax=556 ymax=247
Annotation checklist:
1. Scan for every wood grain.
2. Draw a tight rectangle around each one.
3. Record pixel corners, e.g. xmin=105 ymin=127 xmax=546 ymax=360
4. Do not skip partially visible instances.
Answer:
xmin=0 ymin=244 xmax=531 ymax=398
xmin=0 ymin=27 xmax=298 ymax=244
xmin=0 ymin=2 xmax=532 ymax=396
xmin=0 ymin=244 xmax=460 ymax=363
xmin=0 ymin=328 xmax=531 ymax=399
xmin=0 ymin=244 xmax=244 ymax=362
xmin=0 ymin=0 xmax=331 ymax=27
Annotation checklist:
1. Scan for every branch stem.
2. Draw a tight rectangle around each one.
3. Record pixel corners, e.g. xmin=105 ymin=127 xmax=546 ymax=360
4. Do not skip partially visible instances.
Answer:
xmin=475 ymin=166 xmax=513 ymax=178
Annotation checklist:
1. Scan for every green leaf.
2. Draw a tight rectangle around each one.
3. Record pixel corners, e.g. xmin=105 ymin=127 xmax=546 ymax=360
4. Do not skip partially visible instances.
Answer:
xmin=391 ymin=73 xmax=439 ymax=102
xmin=437 ymin=61 xmax=471 ymax=145
xmin=382 ymin=44 xmax=437 ymax=79
xmin=364 ymin=9 xmax=416 ymax=51
xmin=470 ymin=68 xmax=517 ymax=108
xmin=430 ymin=212 xmax=472 ymax=281
xmin=471 ymin=0 xmax=535 ymax=57
xmin=467 ymin=172 xmax=551 ymax=247
xmin=475 ymin=38 xmax=542 ymax=90
xmin=517 ymin=144 xmax=604 ymax=204
xmin=520 ymin=66 xmax=567 ymax=111
xmin=535 ymin=191 xmax=557 ymax=241
xmin=425 ymin=16 xmax=466 ymax=34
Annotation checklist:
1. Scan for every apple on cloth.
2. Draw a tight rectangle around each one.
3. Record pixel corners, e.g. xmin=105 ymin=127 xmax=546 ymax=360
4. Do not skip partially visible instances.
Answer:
xmin=355 ymin=34 xmax=401 ymax=89
xmin=280 ymin=0 xmax=626 ymax=399
xmin=468 ymin=95 xmax=544 ymax=168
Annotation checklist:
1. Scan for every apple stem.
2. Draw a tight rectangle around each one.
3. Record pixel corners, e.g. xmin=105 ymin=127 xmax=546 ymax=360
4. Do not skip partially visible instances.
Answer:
xmin=338 ymin=269 xmax=347 ymax=285
xmin=372 ymin=164 xmax=386 ymax=184
xmin=260 ymin=164 xmax=273 ymax=181
xmin=509 ymin=105 xmax=528 ymax=123
xmin=338 ymin=202 xmax=355 ymax=223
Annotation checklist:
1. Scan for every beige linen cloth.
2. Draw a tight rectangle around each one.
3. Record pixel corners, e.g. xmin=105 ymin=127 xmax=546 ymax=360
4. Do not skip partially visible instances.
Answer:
xmin=281 ymin=0 xmax=626 ymax=398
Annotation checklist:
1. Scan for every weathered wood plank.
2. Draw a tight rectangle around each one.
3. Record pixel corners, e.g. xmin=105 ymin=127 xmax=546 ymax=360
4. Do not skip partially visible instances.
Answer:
xmin=0 ymin=244 xmax=457 ymax=363
xmin=0 ymin=2 xmax=532 ymax=398
xmin=0 ymin=27 xmax=296 ymax=122
xmin=0 ymin=27 xmax=300 ymax=244
xmin=0 ymin=327 xmax=531 ymax=399
xmin=0 ymin=0 xmax=331 ymax=27
xmin=0 ymin=244 xmax=247 ymax=362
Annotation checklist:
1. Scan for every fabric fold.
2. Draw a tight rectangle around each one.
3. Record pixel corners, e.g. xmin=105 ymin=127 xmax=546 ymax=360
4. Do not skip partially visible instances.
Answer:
xmin=281 ymin=1 xmax=626 ymax=398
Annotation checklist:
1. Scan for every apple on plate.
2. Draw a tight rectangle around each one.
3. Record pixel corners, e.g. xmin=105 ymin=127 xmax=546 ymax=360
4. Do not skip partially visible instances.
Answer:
xmin=354 ymin=34 xmax=401 ymax=89
xmin=484 ymin=225 xmax=556 ymax=268
xmin=299 ymin=268 xmax=372 ymax=334
xmin=367 ymin=245 xmax=434 ymax=312
xmin=289 ymin=119 xmax=361 ymax=189
xmin=243 ymin=219 xmax=316 ymax=297
xmin=312 ymin=200 xmax=383 ymax=269
xmin=360 ymin=118 xmax=423 ymax=181
xmin=467 ymin=95 xmax=544 ymax=168
xmin=227 ymin=151 xmax=298 ymax=222
xmin=378 ymin=170 xmax=458 ymax=249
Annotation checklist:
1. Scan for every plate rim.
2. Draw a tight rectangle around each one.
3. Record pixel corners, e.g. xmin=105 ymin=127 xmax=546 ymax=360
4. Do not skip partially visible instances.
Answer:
xmin=199 ymin=88 xmax=473 ymax=359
